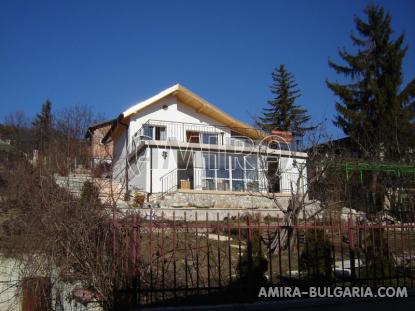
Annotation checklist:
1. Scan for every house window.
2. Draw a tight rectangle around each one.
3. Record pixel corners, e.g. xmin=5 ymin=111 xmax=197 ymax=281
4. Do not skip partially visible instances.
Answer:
xmin=186 ymin=131 xmax=219 ymax=145
xmin=217 ymin=153 xmax=230 ymax=190
xmin=142 ymin=125 xmax=153 ymax=140
xmin=142 ymin=125 xmax=166 ymax=141
xmin=245 ymin=155 xmax=259 ymax=191
xmin=201 ymin=152 xmax=258 ymax=192
xmin=230 ymin=155 xmax=258 ymax=191
xmin=202 ymin=153 xmax=216 ymax=190
xmin=232 ymin=180 xmax=245 ymax=191
xmin=204 ymin=179 xmax=216 ymax=190
xmin=231 ymin=155 xmax=245 ymax=191
xmin=186 ymin=131 xmax=200 ymax=143
xmin=202 ymin=133 xmax=218 ymax=145
xmin=155 ymin=126 xmax=166 ymax=140
xmin=202 ymin=153 xmax=230 ymax=191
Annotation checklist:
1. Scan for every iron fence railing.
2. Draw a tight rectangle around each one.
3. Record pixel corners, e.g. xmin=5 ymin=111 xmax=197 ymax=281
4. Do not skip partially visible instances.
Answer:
xmin=160 ymin=168 xmax=178 ymax=198
xmin=112 ymin=211 xmax=415 ymax=308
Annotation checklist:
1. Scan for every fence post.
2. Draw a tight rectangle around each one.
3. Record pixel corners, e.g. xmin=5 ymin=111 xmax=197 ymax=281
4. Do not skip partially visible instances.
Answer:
xmin=348 ymin=216 xmax=356 ymax=285
xmin=132 ymin=213 xmax=139 ymax=307
xmin=112 ymin=203 xmax=117 ymax=308
xmin=246 ymin=215 xmax=254 ymax=300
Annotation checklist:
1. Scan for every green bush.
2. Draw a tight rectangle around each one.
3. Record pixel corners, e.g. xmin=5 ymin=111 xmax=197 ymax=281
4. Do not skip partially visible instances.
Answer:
xmin=363 ymin=228 xmax=395 ymax=281
xmin=236 ymin=230 xmax=268 ymax=290
xmin=81 ymin=181 xmax=100 ymax=208
xmin=300 ymin=229 xmax=333 ymax=281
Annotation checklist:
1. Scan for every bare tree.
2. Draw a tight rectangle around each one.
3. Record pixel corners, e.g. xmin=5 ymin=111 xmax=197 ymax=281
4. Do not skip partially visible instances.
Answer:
xmin=255 ymin=127 xmax=345 ymax=253
xmin=3 ymin=111 xmax=30 ymax=129
xmin=49 ymin=104 xmax=106 ymax=174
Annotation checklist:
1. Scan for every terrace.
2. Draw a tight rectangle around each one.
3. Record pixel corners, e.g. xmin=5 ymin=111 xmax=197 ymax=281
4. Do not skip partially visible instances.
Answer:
xmin=131 ymin=119 xmax=301 ymax=151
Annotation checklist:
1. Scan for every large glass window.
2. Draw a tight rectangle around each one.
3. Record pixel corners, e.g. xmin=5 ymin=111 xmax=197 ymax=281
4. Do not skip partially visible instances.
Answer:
xmin=202 ymin=153 xmax=230 ymax=190
xmin=217 ymin=154 xmax=229 ymax=178
xmin=232 ymin=180 xmax=245 ymax=192
xmin=204 ymin=179 xmax=216 ymax=190
xmin=203 ymin=153 xmax=216 ymax=178
xmin=231 ymin=155 xmax=244 ymax=191
xmin=201 ymin=152 xmax=258 ymax=192
xmin=245 ymin=155 xmax=259 ymax=191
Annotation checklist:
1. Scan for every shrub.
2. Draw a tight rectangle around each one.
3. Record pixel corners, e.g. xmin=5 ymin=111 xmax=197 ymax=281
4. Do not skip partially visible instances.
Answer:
xmin=81 ymin=181 xmax=100 ymax=208
xmin=132 ymin=192 xmax=145 ymax=207
xmin=300 ymin=229 xmax=333 ymax=281
xmin=236 ymin=230 xmax=268 ymax=294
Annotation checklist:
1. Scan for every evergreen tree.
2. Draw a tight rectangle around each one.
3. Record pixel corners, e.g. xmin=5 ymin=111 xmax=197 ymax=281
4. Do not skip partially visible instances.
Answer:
xmin=236 ymin=230 xmax=268 ymax=296
xmin=32 ymin=100 xmax=53 ymax=154
xmin=327 ymin=4 xmax=415 ymax=162
xmin=256 ymin=64 xmax=312 ymax=137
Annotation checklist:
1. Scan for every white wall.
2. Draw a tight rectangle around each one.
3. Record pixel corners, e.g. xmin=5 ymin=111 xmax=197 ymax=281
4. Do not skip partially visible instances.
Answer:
xmin=128 ymin=148 xmax=148 ymax=192
xmin=0 ymin=257 xmax=102 ymax=311
xmin=279 ymin=157 xmax=307 ymax=193
xmin=0 ymin=257 xmax=20 ymax=311
xmin=150 ymin=148 xmax=178 ymax=193
xmin=112 ymin=130 xmax=127 ymax=185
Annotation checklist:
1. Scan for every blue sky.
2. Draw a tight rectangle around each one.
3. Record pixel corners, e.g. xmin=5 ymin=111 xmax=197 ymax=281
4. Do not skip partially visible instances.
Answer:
xmin=1 ymin=0 xmax=414 ymax=138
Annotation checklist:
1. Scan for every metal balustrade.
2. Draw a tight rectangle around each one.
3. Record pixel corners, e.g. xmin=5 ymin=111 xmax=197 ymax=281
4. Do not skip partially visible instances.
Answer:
xmin=132 ymin=119 xmax=298 ymax=151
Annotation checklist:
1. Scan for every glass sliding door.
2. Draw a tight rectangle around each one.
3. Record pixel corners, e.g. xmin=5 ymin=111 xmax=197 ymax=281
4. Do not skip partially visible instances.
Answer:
xmin=231 ymin=155 xmax=245 ymax=191
xmin=245 ymin=155 xmax=259 ymax=191
xmin=202 ymin=152 xmax=230 ymax=191
xmin=216 ymin=153 xmax=230 ymax=191
xmin=201 ymin=152 xmax=258 ymax=192
xmin=202 ymin=153 xmax=216 ymax=190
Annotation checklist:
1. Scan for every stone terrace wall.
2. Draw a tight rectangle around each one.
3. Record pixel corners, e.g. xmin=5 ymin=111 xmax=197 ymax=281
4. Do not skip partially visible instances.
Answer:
xmin=152 ymin=190 xmax=291 ymax=209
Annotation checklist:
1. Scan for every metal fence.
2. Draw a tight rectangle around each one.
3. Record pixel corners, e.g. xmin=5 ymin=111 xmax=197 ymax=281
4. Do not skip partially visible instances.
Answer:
xmin=112 ymin=211 xmax=415 ymax=308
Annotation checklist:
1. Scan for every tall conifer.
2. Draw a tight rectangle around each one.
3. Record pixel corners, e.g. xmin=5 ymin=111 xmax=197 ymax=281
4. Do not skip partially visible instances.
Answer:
xmin=32 ymin=100 xmax=53 ymax=154
xmin=257 ymin=65 xmax=312 ymax=137
xmin=327 ymin=5 xmax=415 ymax=161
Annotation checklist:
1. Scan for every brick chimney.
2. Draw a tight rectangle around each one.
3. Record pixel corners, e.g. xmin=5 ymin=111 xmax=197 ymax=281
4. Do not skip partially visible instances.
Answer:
xmin=271 ymin=130 xmax=293 ymax=143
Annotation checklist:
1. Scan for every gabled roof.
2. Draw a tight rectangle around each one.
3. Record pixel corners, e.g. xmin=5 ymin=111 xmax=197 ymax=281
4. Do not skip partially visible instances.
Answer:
xmin=102 ymin=84 xmax=266 ymax=143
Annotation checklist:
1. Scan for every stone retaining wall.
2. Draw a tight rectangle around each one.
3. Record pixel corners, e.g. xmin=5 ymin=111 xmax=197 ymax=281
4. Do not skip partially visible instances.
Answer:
xmin=153 ymin=190 xmax=291 ymax=209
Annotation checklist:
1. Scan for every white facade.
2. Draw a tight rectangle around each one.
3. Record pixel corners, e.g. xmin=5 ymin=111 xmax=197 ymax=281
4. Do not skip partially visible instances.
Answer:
xmin=109 ymin=86 xmax=308 ymax=196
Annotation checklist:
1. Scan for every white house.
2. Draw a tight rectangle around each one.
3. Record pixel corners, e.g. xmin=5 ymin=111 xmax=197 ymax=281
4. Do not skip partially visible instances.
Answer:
xmin=102 ymin=84 xmax=307 ymax=200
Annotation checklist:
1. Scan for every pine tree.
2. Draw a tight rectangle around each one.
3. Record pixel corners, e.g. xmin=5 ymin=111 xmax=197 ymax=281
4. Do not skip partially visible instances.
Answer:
xmin=327 ymin=4 xmax=415 ymax=162
xmin=256 ymin=64 xmax=312 ymax=137
xmin=32 ymin=100 xmax=53 ymax=154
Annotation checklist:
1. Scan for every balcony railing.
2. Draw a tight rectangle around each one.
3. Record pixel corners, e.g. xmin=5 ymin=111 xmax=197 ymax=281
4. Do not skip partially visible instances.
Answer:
xmin=132 ymin=119 xmax=299 ymax=151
